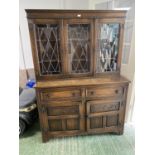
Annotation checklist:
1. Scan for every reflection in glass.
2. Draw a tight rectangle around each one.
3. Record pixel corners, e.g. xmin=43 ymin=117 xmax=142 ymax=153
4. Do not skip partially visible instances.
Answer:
xmin=36 ymin=24 xmax=62 ymax=75
xmin=96 ymin=23 xmax=119 ymax=73
xmin=68 ymin=24 xmax=90 ymax=73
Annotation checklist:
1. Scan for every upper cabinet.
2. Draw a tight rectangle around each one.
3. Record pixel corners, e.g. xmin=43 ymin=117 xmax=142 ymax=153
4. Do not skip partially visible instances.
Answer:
xmin=26 ymin=10 xmax=126 ymax=80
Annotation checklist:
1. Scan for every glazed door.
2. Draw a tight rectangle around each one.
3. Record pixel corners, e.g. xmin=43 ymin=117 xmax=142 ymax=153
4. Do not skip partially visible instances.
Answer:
xmin=64 ymin=19 xmax=94 ymax=77
xmin=95 ymin=19 xmax=124 ymax=74
xmin=29 ymin=19 xmax=64 ymax=80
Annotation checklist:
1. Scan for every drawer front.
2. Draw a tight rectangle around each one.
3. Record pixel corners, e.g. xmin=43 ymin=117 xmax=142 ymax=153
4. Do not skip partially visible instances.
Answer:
xmin=40 ymin=89 xmax=81 ymax=101
xmin=86 ymin=86 xmax=124 ymax=98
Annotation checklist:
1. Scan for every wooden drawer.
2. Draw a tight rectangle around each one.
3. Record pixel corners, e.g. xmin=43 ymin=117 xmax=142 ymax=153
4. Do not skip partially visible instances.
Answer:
xmin=40 ymin=89 xmax=81 ymax=101
xmin=86 ymin=86 xmax=124 ymax=99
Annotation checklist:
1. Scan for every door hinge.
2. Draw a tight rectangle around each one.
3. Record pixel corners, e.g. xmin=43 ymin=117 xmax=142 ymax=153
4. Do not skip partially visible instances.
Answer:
xmin=42 ymin=128 xmax=48 ymax=132
xmin=39 ymin=107 xmax=46 ymax=113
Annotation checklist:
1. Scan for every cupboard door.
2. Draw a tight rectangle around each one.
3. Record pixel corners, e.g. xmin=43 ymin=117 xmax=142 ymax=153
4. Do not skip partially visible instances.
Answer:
xmin=64 ymin=19 xmax=93 ymax=76
xmin=86 ymin=100 xmax=122 ymax=133
xmin=29 ymin=19 xmax=64 ymax=79
xmin=46 ymin=101 xmax=85 ymax=135
xmin=95 ymin=19 xmax=123 ymax=73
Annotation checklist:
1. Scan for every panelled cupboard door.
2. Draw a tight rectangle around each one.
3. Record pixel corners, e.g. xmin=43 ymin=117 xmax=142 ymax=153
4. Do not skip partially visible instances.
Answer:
xmin=28 ymin=19 xmax=64 ymax=80
xmin=63 ymin=19 xmax=94 ymax=76
xmin=45 ymin=101 xmax=85 ymax=135
xmin=86 ymin=100 xmax=123 ymax=133
xmin=94 ymin=19 xmax=125 ymax=74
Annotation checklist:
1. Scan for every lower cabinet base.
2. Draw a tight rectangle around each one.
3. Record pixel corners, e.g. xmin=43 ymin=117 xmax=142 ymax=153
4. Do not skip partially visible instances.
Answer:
xmin=37 ymin=80 xmax=129 ymax=143
xmin=41 ymin=127 xmax=124 ymax=143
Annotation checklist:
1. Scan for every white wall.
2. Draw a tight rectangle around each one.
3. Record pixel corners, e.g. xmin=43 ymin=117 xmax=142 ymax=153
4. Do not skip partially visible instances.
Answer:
xmin=19 ymin=0 xmax=89 ymax=69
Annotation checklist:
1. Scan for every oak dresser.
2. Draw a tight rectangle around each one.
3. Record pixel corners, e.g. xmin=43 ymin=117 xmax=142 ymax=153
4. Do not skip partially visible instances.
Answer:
xmin=26 ymin=9 xmax=130 ymax=142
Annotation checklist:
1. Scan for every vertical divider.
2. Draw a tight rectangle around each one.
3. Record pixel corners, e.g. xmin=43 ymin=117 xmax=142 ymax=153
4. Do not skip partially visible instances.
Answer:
xmin=103 ymin=116 xmax=107 ymax=128
xmin=36 ymin=89 xmax=49 ymax=142
xmin=117 ymin=22 xmax=125 ymax=71
xmin=60 ymin=19 xmax=67 ymax=75
xmin=60 ymin=19 xmax=64 ymax=74
xmin=90 ymin=19 xmax=94 ymax=76
xmin=93 ymin=19 xmax=97 ymax=76
xmin=62 ymin=119 xmax=67 ymax=131
xmin=80 ymin=88 xmax=86 ymax=131
xmin=122 ymin=86 xmax=128 ymax=125
xmin=28 ymin=21 xmax=40 ymax=79
xmin=86 ymin=100 xmax=90 ymax=132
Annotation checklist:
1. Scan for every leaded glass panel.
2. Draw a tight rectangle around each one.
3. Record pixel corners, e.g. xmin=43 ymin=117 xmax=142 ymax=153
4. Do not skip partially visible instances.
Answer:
xmin=36 ymin=24 xmax=62 ymax=75
xmin=96 ymin=23 xmax=120 ymax=73
xmin=68 ymin=24 xmax=91 ymax=73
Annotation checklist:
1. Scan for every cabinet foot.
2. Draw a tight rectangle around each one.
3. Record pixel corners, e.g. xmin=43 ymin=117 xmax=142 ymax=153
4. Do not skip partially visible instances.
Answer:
xmin=116 ymin=130 xmax=124 ymax=135
xmin=42 ymin=133 xmax=49 ymax=143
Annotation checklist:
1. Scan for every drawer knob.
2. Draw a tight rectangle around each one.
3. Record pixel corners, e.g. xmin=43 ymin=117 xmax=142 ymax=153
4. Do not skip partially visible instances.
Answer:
xmin=115 ymin=90 xmax=119 ymax=94
xmin=72 ymin=92 xmax=75 ymax=97
xmin=90 ymin=91 xmax=94 ymax=95
xmin=46 ymin=94 xmax=50 ymax=98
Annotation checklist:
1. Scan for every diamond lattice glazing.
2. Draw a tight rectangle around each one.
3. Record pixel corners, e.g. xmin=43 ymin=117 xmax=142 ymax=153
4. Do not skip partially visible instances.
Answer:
xmin=36 ymin=24 xmax=62 ymax=75
xmin=68 ymin=24 xmax=90 ymax=73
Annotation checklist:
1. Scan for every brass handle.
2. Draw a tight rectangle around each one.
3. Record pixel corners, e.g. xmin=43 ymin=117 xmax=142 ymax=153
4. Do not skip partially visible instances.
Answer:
xmin=115 ymin=90 xmax=119 ymax=94
xmin=72 ymin=92 xmax=75 ymax=97
xmin=90 ymin=91 xmax=94 ymax=95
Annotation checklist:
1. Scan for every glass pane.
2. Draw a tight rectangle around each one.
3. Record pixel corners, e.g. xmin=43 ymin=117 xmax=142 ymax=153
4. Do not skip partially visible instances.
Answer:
xmin=96 ymin=23 xmax=120 ymax=73
xmin=36 ymin=24 xmax=62 ymax=75
xmin=68 ymin=24 xmax=90 ymax=73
